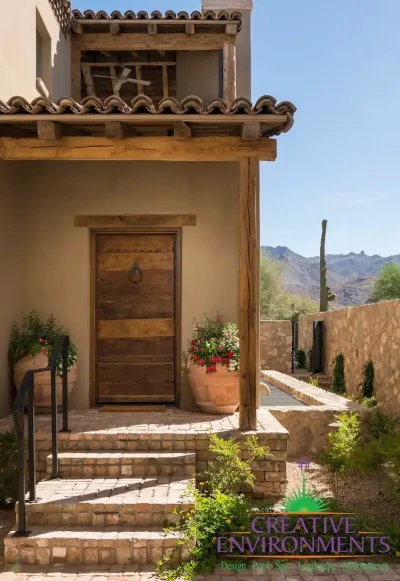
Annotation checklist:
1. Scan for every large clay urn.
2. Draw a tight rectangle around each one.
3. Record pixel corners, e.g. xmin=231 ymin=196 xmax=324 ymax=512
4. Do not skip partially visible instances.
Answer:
xmin=13 ymin=349 xmax=77 ymax=412
xmin=188 ymin=361 xmax=239 ymax=414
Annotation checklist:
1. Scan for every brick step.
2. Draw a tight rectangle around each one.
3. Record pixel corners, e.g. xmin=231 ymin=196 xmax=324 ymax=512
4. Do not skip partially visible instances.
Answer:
xmin=47 ymin=451 xmax=196 ymax=478
xmin=57 ymin=433 xmax=196 ymax=452
xmin=5 ymin=527 xmax=186 ymax=565
xmin=21 ymin=477 xmax=194 ymax=527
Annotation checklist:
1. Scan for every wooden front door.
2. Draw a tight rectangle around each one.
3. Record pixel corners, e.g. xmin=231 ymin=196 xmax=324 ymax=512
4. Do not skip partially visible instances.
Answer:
xmin=95 ymin=233 xmax=176 ymax=404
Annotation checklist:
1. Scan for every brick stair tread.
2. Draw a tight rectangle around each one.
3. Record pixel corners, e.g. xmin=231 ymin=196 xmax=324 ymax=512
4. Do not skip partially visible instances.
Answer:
xmin=48 ymin=451 xmax=196 ymax=464
xmin=23 ymin=477 xmax=193 ymax=510
xmin=7 ymin=526 xmax=182 ymax=540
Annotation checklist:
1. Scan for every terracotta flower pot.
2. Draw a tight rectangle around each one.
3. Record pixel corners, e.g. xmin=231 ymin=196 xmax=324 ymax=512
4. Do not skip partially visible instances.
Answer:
xmin=13 ymin=349 xmax=77 ymax=412
xmin=188 ymin=361 xmax=239 ymax=414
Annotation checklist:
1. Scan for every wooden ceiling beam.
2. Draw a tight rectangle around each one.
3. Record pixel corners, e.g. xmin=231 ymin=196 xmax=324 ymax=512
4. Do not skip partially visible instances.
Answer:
xmin=37 ymin=121 xmax=62 ymax=140
xmin=105 ymin=121 xmax=127 ymax=139
xmin=79 ymin=33 xmax=229 ymax=51
xmin=110 ymin=23 xmax=121 ymax=35
xmin=185 ymin=23 xmax=195 ymax=35
xmin=0 ymin=136 xmax=277 ymax=162
xmin=225 ymin=23 xmax=239 ymax=35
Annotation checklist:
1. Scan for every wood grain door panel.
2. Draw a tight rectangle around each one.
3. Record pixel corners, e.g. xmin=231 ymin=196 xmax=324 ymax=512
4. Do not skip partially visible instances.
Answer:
xmin=95 ymin=233 xmax=176 ymax=404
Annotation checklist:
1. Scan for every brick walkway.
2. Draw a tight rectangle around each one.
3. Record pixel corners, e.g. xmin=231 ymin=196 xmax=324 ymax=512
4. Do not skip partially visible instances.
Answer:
xmin=0 ymin=563 xmax=399 ymax=580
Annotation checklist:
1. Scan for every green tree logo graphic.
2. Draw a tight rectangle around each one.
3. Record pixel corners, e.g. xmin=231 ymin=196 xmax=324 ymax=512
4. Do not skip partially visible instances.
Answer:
xmin=280 ymin=457 xmax=329 ymax=513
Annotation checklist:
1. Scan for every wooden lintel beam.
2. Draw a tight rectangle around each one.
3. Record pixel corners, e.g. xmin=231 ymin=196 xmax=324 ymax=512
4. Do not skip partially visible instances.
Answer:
xmin=147 ymin=23 xmax=158 ymax=35
xmin=104 ymin=121 xmax=127 ymax=140
xmin=110 ymin=22 xmax=121 ymax=35
xmin=173 ymin=121 xmax=191 ymax=139
xmin=239 ymin=157 xmax=260 ymax=432
xmin=80 ymin=33 xmax=229 ymax=51
xmin=185 ymin=23 xmax=195 ymax=35
xmin=241 ymin=122 xmax=261 ymax=142
xmin=0 ymin=137 xmax=277 ymax=162
xmin=37 ymin=121 xmax=62 ymax=140
xmin=74 ymin=214 xmax=196 ymax=228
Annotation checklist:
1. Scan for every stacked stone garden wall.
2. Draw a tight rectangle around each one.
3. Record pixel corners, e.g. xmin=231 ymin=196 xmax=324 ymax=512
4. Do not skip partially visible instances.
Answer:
xmin=260 ymin=320 xmax=292 ymax=373
xmin=298 ymin=300 xmax=400 ymax=416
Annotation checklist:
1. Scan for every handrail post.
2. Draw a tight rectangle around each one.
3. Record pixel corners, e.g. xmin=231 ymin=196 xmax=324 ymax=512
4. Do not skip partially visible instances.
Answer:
xmin=61 ymin=336 xmax=69 ymax=433
xmin=27 ymin=380 xmax=36 ymax=502
xmin=50 ymin=367 xmax=58 ymax=479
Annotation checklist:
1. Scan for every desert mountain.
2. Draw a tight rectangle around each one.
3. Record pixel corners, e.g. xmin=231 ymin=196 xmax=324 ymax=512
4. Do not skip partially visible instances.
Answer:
xmin=262 ymin=246 xmax=400 ymax=307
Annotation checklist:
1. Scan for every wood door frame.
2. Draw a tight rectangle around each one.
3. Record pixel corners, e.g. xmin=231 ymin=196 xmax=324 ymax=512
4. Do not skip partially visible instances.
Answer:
xmin=89 ymin=227 xmax=182 ymax=408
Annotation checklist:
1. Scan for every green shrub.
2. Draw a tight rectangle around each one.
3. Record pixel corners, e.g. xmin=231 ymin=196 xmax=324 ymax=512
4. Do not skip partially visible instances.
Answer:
xmin=362 ymin=361 xmax=374 ymax=399
xmin=309 ymin=377 xmax=319 ymax=387
xmin=199 ymin=433 xmax=271 ymax=496
xmin=0 ymin=426 xmax=18 ymax=507
xmin=295 ymin=349 xmax=306 ymax=369
xmin=362 ymin=396 xmax=378 ymax=409
xmin=307 ymin=347 xmax=313 ymax=371
xmin=332 ymin=354 xmax=346 ymax=394
xmin=319 ymin=411 xmax=360 ymax=498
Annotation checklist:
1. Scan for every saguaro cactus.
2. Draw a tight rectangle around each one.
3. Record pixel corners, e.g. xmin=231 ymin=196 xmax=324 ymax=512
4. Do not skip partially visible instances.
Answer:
xmin=319 ymin=220 xmax=335 ymax=311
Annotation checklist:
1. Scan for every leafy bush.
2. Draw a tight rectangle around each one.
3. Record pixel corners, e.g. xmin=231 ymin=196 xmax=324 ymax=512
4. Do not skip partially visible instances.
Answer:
xmin=199 ymin=433 xmax=271 ymax=495
xmin=188 ymin=314 xmax=239 ymax=373
xmin=307 ymin=347 xmax=313 ymax=371
xmin=9 ymin=311 xmax=77 ymax=377
xmin=332 ymin=354 xmax=346 ymax=394
xmin=308 ymin=377 xmax=319 ymax=387
xmin=362 ymin=396 xmax=378 ymax=409
xmin=362 ymin=361 xmax=374 ymax=399
xmin=0 ymin=426 xmax=18 ymax=507
xmin=295 ymin=349 xmax=306 ymax=369
xmin=319 ymin=411 xmax=360 ymax=497
xmin=157 ymin=433 xmax=271 ymax=580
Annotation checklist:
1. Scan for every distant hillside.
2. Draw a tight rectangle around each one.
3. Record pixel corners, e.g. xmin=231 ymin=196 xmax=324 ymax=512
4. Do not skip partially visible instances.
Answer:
xmin=262 ymin=246 xmax=400 ymax=307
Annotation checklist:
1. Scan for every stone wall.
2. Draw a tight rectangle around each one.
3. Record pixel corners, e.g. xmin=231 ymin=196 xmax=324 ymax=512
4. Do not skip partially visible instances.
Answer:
xmin=298 ymin=300 xmax=400 ymax=417
xmin=260 ymin=320 xmax=292 ymax=373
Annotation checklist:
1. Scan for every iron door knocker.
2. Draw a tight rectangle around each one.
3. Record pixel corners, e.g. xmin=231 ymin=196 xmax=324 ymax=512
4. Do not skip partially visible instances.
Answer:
xmin=129 ymin=261 xmax=143 ymax=284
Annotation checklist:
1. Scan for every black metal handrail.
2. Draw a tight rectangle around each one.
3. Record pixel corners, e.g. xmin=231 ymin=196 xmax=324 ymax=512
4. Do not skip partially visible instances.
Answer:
xmin=13 ymin=334 xmax=70 ymax=535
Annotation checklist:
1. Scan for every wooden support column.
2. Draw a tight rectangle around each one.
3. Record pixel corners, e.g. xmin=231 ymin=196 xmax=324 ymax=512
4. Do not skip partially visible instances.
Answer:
xmin=223 ymin=40 xmax=236 ymax=104
xmin=239 ymin=157 xmax=260 ymax=431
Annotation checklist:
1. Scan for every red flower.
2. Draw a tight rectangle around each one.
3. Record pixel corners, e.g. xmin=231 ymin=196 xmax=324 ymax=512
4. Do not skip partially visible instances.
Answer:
xmin=191 ymin=346 xmax=196 ymax=352
xmin=210 ymin=357 xmax=217 ymax=364
xmin=216 ymin=356 xmax=222 ymax=362
xmin=198 ymin=359 xmax=205 ymax=366
xmin=223 ymin=357 xmax=229 ymax=364
xmin=199 ymin=348 xmax=204 ymax=353
xmin=227 ymin=350 xmax=233 ymax=358
xmin=192 ymin=355 xmax=198 ymax=361
xmin=216 ymin=314 xmax=223 ymax=323
xmin=191 ymin=340 xmax=197 ymax=345
xmin=38 ymin=338 xmax=44 ymax=344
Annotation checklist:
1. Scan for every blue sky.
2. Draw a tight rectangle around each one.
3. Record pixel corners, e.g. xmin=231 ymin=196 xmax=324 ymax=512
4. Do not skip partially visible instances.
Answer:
xmin=73 ymin=0 xmax=400 ymax=257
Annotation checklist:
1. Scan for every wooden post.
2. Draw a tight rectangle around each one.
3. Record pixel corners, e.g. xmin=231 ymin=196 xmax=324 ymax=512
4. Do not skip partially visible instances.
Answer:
xmin=239 ymin=157 xmax=260 ymax=431
xmin=223 ymin=40 xmax=236 ymax=104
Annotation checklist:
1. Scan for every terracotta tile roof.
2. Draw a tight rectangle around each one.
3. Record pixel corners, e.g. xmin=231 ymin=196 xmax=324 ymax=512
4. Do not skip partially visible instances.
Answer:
xmin=0 ymin=95 xmax=296 ymax=134
xmin=71 ymin=9 xmax=242 ymax=24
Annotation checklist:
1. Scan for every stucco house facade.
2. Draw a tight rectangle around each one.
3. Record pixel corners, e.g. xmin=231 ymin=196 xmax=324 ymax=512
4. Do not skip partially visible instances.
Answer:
xmin=0 ymin=0 xmax=296 ymax=430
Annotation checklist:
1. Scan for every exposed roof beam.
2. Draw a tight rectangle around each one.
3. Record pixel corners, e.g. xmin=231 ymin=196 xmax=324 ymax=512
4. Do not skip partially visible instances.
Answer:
xmin=110 ymin=22 xmax=121 ymax=35
xmin=241 ymin=121 xmax=261 ymax=141
xmin=147 ymin=23 xmax=158 ymax=35
xmin=0 ymin=136 xmax=277 ymax=162
xmin=37 ymin=121 xmax=62 ymax=140
xmin=105 ymin=121 xmax=127 ymax=139
xmin=80 ymin=33 xmax=230 ymax=51
xmin=173 ymin=121 xmax=191 ymax=139
xmin=185 ymin=23 xmax=195 ymax=35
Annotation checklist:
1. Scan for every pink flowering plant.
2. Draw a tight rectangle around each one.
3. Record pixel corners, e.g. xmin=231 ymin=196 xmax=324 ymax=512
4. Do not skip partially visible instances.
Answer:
xmin=187 ymin=314 xmax=239 ymax=374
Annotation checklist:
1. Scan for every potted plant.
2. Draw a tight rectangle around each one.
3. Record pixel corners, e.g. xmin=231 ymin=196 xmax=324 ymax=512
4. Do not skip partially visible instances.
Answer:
xmin=9 ymin=311 xmax=77 ymax=412
xmin=187 ymin=314 xmax=239 ymax=414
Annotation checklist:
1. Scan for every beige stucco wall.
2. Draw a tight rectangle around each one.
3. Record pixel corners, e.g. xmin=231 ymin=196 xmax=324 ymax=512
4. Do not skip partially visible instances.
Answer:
xmin=299 ymin=301 xmax=400 ymax=417
xmin=176 ymin=52 xmax=221 ymax=103
xmin=260 ymin=320 xmax=292 ymax=373
xmin=0 ymin=162 xmax=24 ymax=417
xmin=0 ymin=0 xmax=70 ymax=102
xmin=15 ymin=161 xmax=239 ymax=410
